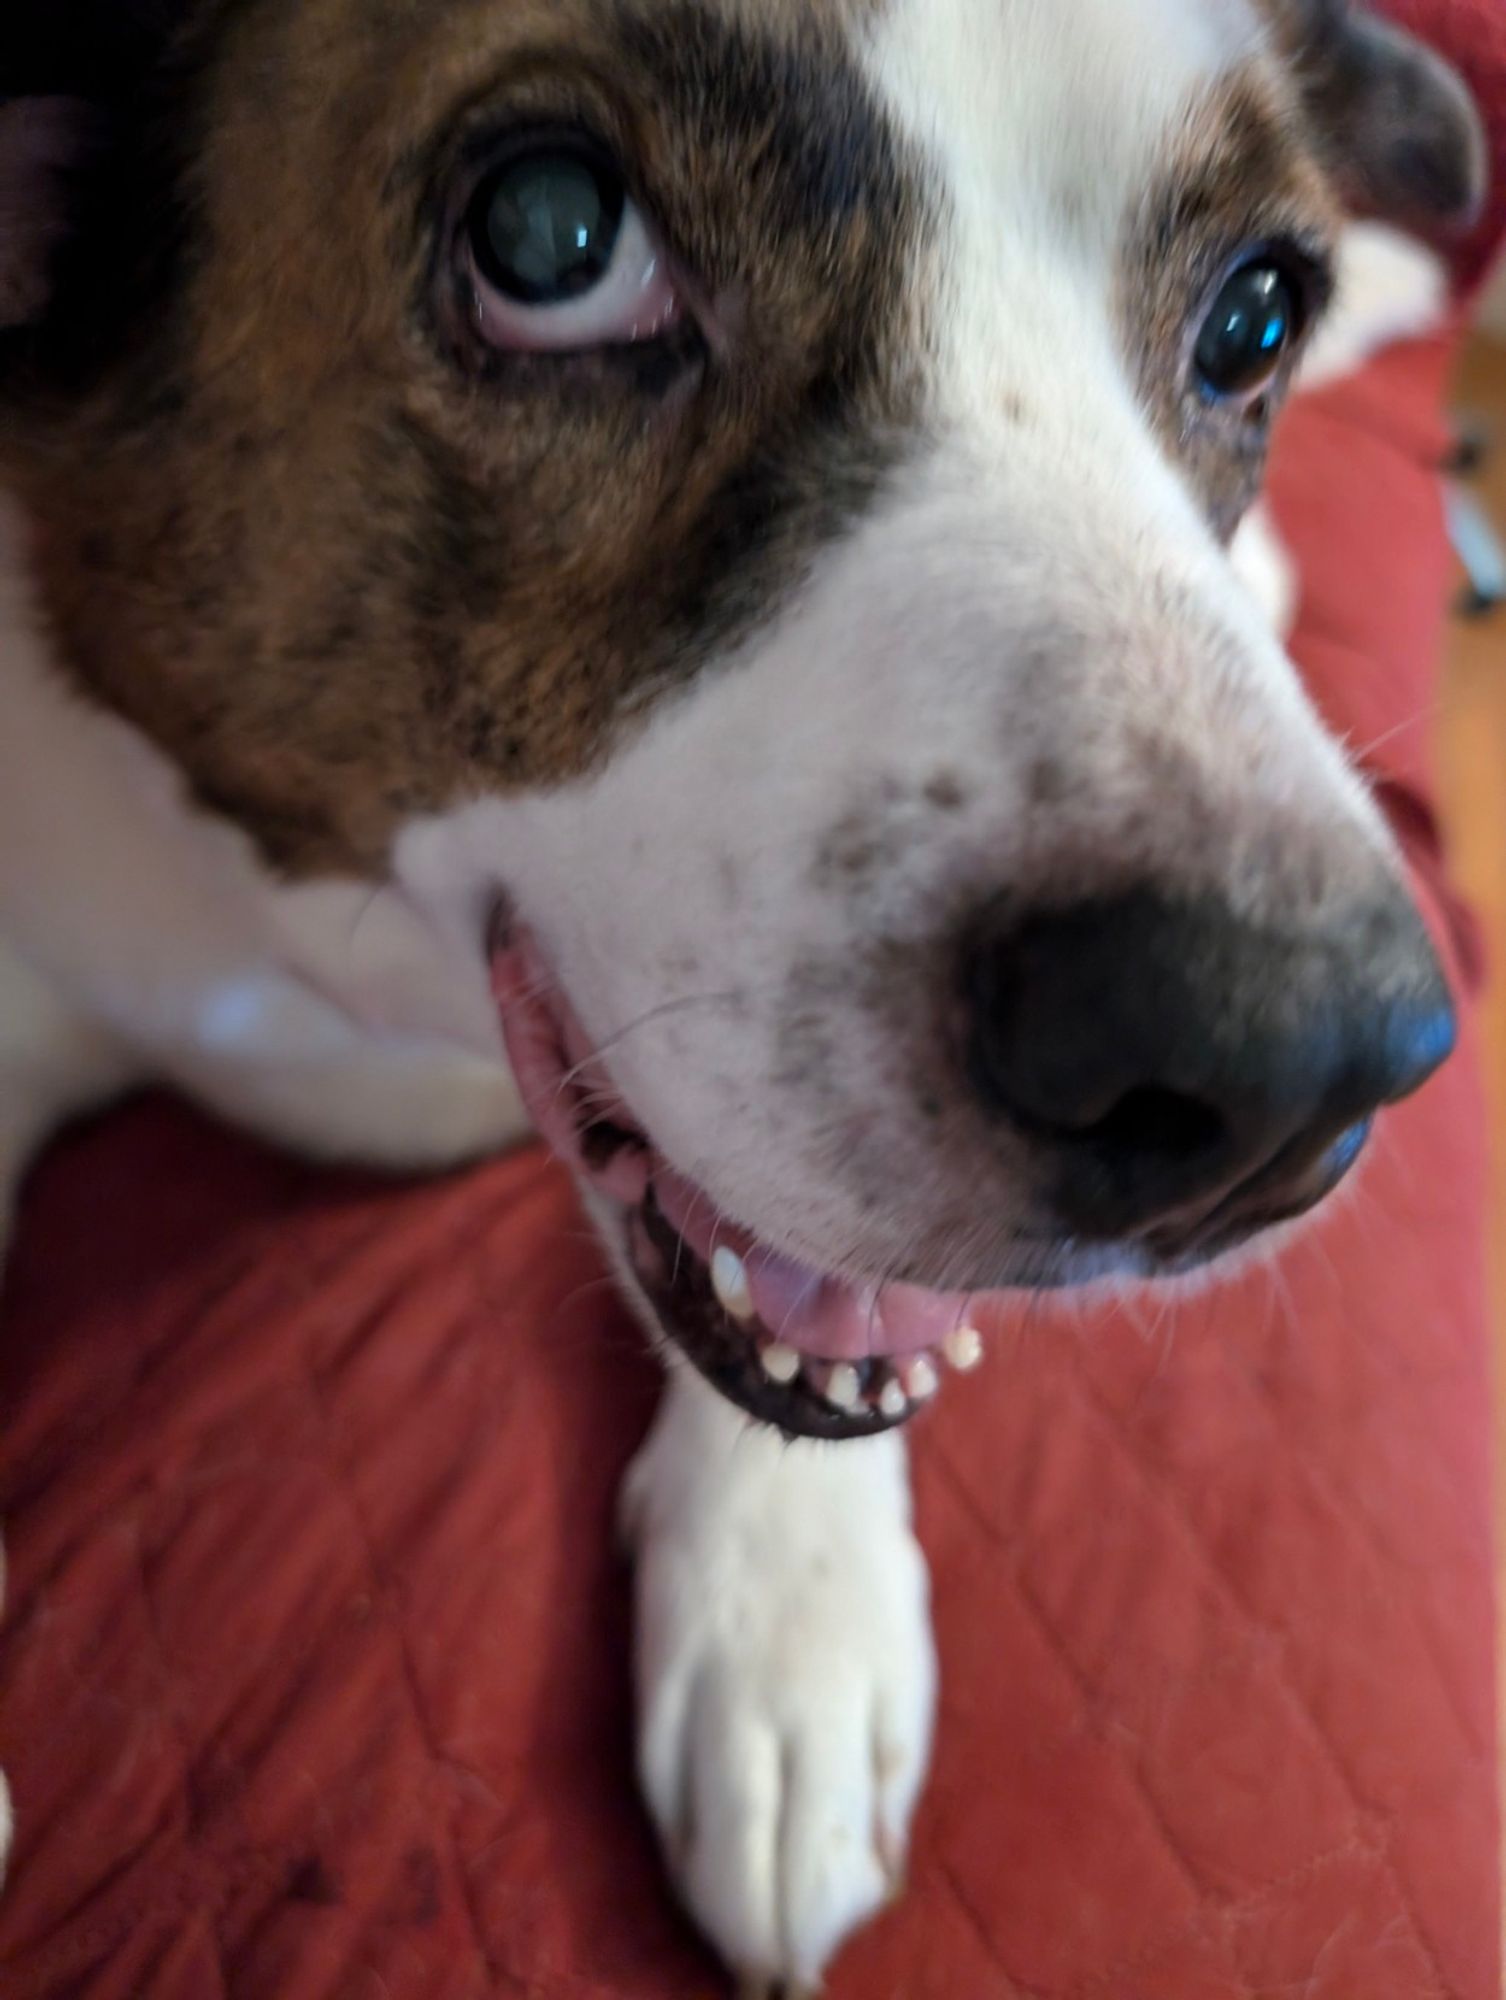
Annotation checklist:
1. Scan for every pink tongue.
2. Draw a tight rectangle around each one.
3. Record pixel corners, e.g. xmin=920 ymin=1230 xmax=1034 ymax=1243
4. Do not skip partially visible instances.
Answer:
xmin=655 ymin=1171 xmax=972 ymax=1362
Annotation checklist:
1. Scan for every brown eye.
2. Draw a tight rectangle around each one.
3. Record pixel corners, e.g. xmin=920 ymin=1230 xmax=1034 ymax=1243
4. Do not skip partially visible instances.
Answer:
xmin=1194 ymin=262 xmax=1301 ymax=401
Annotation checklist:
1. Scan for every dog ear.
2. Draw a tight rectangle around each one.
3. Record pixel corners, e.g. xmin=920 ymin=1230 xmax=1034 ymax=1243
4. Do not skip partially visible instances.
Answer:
xmin=1277 ymin=0 xmax=1487 ymax=232
xmin=0 ymin=99 xmax=95 ymax=327
xmin=0 ymin=2 xmax=190 ymax=327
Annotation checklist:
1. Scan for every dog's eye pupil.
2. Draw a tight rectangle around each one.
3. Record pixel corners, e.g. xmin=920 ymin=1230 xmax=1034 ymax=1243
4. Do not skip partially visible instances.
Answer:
xmin=469 ymin=152 xmax=627 ymax=306
xmin=1194 ymin=263 xmax=1298 ymax=400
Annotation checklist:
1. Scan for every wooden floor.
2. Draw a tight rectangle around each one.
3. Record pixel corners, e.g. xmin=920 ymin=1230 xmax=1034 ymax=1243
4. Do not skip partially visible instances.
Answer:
xmin=1433 ymin=335 xmax=1506 ymax=1817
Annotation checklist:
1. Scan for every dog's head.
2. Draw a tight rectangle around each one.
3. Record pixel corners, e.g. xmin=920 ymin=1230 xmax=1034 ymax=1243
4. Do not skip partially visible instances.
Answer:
xmin=1 ymin=0 xmax=1483 ymax=1434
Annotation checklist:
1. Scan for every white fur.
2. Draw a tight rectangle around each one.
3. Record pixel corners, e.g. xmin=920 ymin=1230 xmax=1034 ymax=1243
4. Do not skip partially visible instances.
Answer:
xmin=1302 ymin=222 xmax=1450 ymax=391
xmin=1231 ymin=501 xmax=1302 ymax=635
xmin=0 ymin=4 xmax=1453 ymax=1978
xmin=621 ymin=1369 xmax=934 ymax=1995
xmin=393 ymin=445 xmax=1388 ymax=1294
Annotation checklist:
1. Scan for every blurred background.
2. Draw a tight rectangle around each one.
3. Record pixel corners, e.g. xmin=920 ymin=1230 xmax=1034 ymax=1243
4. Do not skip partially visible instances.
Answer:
xmin=1438 ymin=269 xmax=1506 ymax=1830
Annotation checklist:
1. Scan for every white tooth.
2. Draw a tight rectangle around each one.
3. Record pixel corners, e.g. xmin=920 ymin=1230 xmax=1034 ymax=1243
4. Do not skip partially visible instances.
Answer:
xmin=943 ymin=1326 xmax=984 ymax=1374
xmin=905 ymin=1356 xmax=941 ymax=1402
xmin=879 ymin=1378 xmax=909 ymax=1421
xmin=710 ymin=1245 xmax=756 ymax=1324
xmin=825 ymin=1363 xmax=862 ymax=1412
xmin=760 ymin=1342 xmax=802 ymax=1386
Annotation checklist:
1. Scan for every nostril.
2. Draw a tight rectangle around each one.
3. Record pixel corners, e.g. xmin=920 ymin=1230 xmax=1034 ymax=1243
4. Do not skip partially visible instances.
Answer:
xmin=1086 ymin=1086 xmax=1227 ymax=1168
xmin=963 ymin=886 xmax=1456 ymax=1244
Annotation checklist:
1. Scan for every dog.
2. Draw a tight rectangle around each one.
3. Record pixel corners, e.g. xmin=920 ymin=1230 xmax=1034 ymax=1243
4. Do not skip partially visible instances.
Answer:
xmin=0 ymin=1 xmax=1485 ymax=1990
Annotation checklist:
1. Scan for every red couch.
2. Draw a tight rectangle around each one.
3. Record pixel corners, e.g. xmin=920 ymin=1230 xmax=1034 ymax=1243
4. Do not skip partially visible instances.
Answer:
xmin=2 ymin=9 xmax=1503 ymax=1996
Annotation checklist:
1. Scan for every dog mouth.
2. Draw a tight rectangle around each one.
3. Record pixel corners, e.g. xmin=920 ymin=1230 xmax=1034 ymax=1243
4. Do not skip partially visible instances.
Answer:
xmin=488 ymin=928 xmax=1302 ymax=1440
xmin=492 ymin=929 xmax=1000 ymax=1440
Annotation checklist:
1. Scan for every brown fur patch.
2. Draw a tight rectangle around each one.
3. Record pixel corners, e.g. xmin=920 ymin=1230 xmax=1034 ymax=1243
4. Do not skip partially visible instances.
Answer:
xmin=1119 ymin=61 xmax=1340 ymax=542
xmin=4 ymin=0 xmax=927 ymax=875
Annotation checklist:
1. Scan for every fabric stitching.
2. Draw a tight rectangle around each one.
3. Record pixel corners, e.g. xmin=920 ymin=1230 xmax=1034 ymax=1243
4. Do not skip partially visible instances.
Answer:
xmin=294 ymin=1279 xmax=506 ymax=1991
xmin=937 ymin=1857 xmax=1048 ymax=1999
xmin=1059 ymin=1353 xmax=1458 ymax=1999
xmin=927 ymin=1446 xmax=1260 ymax=1997
xmin=1220 ymin=1331 xmax=1490 ymax=1762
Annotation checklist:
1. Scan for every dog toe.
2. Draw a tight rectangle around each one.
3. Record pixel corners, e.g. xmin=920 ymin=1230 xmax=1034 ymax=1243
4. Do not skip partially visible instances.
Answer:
xmin=670 ymin=1662 xmax=895 ymax=1991
xmin=626 ymin=1373 xmax=936 ymax=1993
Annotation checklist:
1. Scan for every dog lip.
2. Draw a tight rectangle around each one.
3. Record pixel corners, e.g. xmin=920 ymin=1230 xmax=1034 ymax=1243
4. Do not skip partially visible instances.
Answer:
xmin=635 ymin=1187 xmax=925 ymax=1441
xmin=490 ymin=928 xmax=654 ymax=1206
xmin=491 ymin=928 xmax=980 ymax=1365
xmin=489 ymin=929 xmax=988 ymax=1435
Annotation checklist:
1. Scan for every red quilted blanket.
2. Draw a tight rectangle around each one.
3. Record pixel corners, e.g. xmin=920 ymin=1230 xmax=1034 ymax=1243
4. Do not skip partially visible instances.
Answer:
xmin=1 ymin=6 xmax=1502 ymax=1996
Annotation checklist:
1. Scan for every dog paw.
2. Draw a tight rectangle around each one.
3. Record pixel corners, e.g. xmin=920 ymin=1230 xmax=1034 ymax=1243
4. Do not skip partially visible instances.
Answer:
xmin=623 ymin=1371 xmax=936 ymax=1994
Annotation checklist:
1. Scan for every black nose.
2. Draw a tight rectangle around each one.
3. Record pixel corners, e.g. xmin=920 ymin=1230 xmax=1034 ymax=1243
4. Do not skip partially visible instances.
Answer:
xmin=965 ymin=886 xmax=1456 ymax=1249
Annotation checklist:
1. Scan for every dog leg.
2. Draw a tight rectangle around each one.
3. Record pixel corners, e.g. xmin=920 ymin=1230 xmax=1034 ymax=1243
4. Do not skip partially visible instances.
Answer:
xmin=622 ymin=1367 xmax=936 ymax=1994
xmin=157 ymin=998 xmax=530 ymax=1176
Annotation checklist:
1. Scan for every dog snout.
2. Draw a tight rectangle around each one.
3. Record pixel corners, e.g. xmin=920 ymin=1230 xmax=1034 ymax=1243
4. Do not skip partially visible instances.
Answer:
xmin=963 ymin=884 xmax=1456 ymax=1251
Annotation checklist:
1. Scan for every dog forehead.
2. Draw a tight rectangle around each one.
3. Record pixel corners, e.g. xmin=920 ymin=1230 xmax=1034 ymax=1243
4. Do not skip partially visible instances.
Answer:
xmin=862 ymin=0 xmax=1269 ymax=251
xmin=866 ymin=0 xmax=1264 ymax=132
xmin=853 ymin=0 xmax=1282 ymax=423
xmin=243 ymin=0 xmax=1262 ymax=151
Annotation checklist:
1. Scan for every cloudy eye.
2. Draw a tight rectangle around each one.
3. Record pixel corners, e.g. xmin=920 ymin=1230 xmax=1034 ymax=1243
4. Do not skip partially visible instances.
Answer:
xmin=1194 ymin=261 xmax=1302 ymax=402
xmin=463 ymin=143 xmax=683 ymax=351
